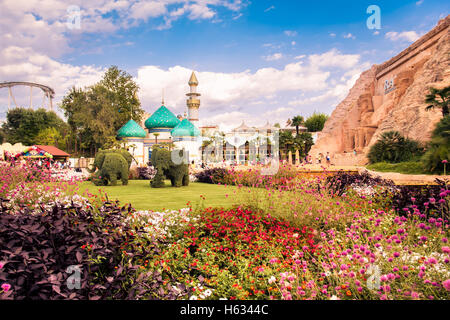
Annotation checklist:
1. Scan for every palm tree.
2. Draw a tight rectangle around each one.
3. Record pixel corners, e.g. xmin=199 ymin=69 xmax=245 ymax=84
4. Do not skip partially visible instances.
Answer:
xmin=280 ymin=130 xmax=294 ymax=160
xmin=425 ymin=86 xmax=450 ymax=117
xmin=153 ymin=133 xmax=160 ymax=144
xmin=291 ymin=115 xmax=305 ymax=135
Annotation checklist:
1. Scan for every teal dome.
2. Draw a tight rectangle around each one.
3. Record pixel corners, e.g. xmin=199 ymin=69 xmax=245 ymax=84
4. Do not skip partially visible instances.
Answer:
xmin=171 ymin=119 xmax=201 ymax=137
xmin=117 ymin=119 xmax=147 ymax=138
xmin=145 ymin=105 xmax=180 ymax=129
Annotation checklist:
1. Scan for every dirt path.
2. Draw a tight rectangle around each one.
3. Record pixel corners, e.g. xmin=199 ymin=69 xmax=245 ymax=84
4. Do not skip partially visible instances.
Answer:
xmin=361 ymin=168 xmax=447 ymax=185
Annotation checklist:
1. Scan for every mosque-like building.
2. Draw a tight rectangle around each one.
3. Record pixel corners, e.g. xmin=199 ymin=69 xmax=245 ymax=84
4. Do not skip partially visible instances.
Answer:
xmin=116 ymin=71 xmax=293 ymax=167
xmin=117 ymin=72 xmax=202 ymax=165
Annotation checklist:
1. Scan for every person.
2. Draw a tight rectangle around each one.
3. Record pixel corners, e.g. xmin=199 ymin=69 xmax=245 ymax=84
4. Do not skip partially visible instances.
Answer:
xmin=318 ymin=153 xmax=323 ymax=164
xmin=353 ymin=149 xmax=357 ymax=156
xmin=326 ymin=152 xmax=331 ymax=166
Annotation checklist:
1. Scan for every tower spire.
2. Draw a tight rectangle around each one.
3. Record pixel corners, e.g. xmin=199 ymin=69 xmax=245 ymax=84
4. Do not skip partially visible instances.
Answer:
xmin=162 ymin=89 xmax=165 ymax=106
xmin=186 ymin=71 xmax=200 ymax=127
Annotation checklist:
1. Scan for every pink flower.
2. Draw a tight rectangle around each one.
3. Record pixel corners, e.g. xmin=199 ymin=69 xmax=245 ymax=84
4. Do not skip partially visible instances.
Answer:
xmin=442 ymin=160 xmax=448 ymax=164
xmin=442 ymin=246 xmax=450 ymax=254
xmin=1 ymin=283 xmax=11 ymax=292
xmin=0 ymin=262 xmax=3 ymax=269
xmin=442 ymin=279 xmax=450 ymax=291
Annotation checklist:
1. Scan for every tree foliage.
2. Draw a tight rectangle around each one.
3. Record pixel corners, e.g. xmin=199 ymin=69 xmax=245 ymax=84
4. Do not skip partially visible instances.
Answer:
xmin=425 ymin=86 xmax=449 ymax=117
xmin=368 ymin=131 xmax=423 ymax=164
xmin=279 ymin=130 xmax=314 ymax=159
xmin=421 ymin=115 xmax=450 ymax=173
xmin=2 ymin=108 xmax=68 ymax=146
xmin=291 ymin=115 xmax=305 ymax=135
xmin=304 ymin=112 xmax=329 ymax=132
xmin=59 ymin=66 xmax=144 ymax=157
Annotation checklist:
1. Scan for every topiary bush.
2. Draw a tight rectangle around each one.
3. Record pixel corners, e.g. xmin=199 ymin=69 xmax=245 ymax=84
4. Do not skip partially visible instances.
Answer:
xmin=368 ymin=131 xmax=423 ymax=164
xmin=150 ymin=147 xmax=189 ymax=188
xmin=91 ymin=149 xmax=131 ymax=186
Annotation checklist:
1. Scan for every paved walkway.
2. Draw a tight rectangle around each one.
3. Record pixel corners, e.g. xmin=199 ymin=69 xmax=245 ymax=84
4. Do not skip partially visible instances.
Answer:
xmin=361 ymin=168 xmax=447 ymax=185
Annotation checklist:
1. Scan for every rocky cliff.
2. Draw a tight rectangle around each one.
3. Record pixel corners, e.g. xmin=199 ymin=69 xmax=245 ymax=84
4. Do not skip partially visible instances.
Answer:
xmin=310 ymin=15 xmax=450 ymax=165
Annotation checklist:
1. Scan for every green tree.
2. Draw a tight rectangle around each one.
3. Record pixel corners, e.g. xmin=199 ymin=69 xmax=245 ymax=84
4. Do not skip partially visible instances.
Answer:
xmin=425 ymin=86 xmax=450 ymax=117
xmin=279 ymin=130 xmax=294 ymax=159
xmin=304 ymin=112 xmax=329 ymax=132
xmin=293 ymin=132 xmax=314 ymax=158
xmin=59 ymin=66 xmax=145 ymax=157
xmin=422 ymin=115 xmax=450 ymax=173
xmin=35 ymin=127 xmax=65 ymax=148
xmin=368 ymin=131 xmax=423 ymax=164
xmin=291 ymin=115 xmax=305 ymax=135
xmin=2 ymin=108 xmax=67 ymax=146
xmin=99 ymin=66 xmax=144 ymax=126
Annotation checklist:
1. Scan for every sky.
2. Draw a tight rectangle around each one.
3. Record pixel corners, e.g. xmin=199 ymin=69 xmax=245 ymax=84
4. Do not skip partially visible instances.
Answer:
xmin=0 ymin=0 xmax=449 ymax=132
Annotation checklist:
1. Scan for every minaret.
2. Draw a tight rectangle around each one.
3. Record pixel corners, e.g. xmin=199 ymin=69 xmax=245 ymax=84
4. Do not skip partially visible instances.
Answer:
xmin=186 ymin=71 xmax=200 ymax=128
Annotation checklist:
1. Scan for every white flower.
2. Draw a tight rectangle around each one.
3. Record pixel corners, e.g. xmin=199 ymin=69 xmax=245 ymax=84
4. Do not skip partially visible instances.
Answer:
xmin=189 ymin=295 xmax=198 ymax=300
xmin=204 ymin=289 xmax=212 ymax=297
xmin=330 ymin=295 xmax=339 ymax=300
xmin=268 ymin=276 xmax=276 ymax=284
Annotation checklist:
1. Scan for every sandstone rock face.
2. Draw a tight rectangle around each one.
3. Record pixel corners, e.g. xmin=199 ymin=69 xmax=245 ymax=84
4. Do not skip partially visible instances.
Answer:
xmin=311 ymin=15 xmax=450 ymax=165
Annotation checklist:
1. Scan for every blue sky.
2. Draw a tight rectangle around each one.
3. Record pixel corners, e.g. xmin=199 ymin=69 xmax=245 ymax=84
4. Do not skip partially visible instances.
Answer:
xmin=0 ymin=0 xmax=448 ymax=131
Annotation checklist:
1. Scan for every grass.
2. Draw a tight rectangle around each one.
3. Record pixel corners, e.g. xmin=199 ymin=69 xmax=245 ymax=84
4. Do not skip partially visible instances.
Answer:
xmin=366 ymin=161 xmax=430 ymax=175
xmin=78 ymin=180 xmax=238 ymax=211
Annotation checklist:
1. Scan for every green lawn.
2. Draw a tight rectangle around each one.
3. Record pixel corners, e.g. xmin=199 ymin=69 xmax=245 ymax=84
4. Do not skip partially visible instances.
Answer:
xmin=366 ymin=161 xmax=431 ymax=175
xmin=78 ymin=180 xmax=238 ymax=211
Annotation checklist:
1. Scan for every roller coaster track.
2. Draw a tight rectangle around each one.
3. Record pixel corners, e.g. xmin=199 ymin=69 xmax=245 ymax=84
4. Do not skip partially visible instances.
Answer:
xmin=0 ymin=81 xmax=55 ymax=111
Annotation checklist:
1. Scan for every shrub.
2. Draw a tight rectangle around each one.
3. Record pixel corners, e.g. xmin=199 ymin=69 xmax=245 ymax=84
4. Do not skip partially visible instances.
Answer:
xmin=194 ymin=168 xmax=228 ymax=184
xmin=368 ymin=131 xmax=423 ymax=164
xmin=391 ymin=180 xmax=449 ymax=220
xmin=326 ymin=170 xmax=395 ymax=197
xmin=366 ymin=161 xmax=426 ymax=175
xmin=0 ymin=200 xmax=154 ymax=300
xmin=137 ymin=166 xmax=156 ymax=180
xmin=422 ymin=115 xmax=450 ymax=174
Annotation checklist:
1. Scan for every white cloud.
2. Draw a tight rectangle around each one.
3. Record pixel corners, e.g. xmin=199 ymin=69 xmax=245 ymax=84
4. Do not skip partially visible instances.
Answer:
xmin=0 ymin=0 xmax=245 ymax=58
xmin=284 ymin=30 xmax=298 ymax=37
xmin=0 ymin=46 xmax=104 ymax=114
xmin=129 ymin=1 xmax=168 ymax=21
xmin=385 ymin=31 xmax=421 ymax=42
xmin=291 ymin=41 xmax=297 ymax=46
xmin=329 ymin=33 xmax=336 ymax=37
xmin=308 ymin=48 xmax=360 ymax=69
xmin=343 ymin=33 xmax=356 ymax=39
xmin=416 ymin=0 xmax=424 ymax=6
xmin=264 ymin=5 xmax=275 ymax=12
xmin=232 ymin=13 xmax=243 ymax=20
xmin=294 ymin=55 xmax=306 ymax=60
xmin=263 ymin=53 xmax=283 ymax=61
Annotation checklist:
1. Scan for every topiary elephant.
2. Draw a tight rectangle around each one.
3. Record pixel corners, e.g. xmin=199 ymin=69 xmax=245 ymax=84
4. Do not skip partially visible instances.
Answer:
xmin=89 ymin=149 xmax=133 ymax=173
xmin=150 ymin=147 xmax=189 ymax=188
xmin=91 ymin=149 xmax=131 ymax=186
